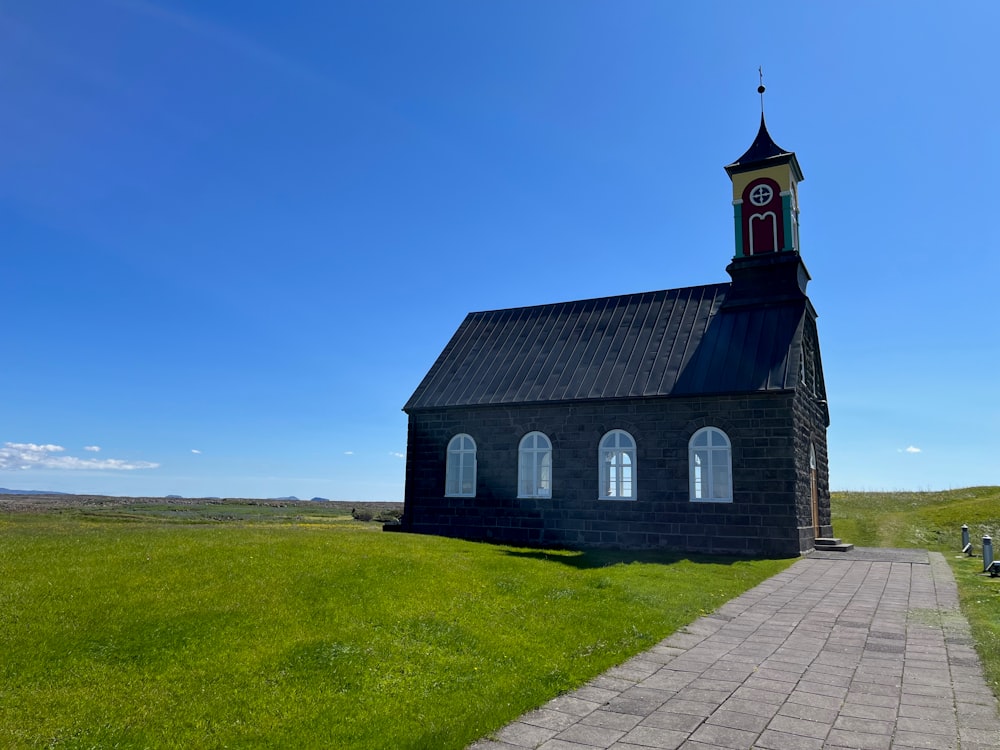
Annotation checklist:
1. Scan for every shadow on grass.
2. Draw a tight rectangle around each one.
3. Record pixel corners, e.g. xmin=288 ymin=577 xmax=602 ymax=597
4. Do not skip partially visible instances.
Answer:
xmin=500 ymin=546 xmax=787 ymax=569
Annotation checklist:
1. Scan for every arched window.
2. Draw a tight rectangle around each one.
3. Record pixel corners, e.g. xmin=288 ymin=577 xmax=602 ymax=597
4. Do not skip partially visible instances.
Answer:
xmin=599 ymin=430 xmax=636 ymax=500
xmin=689 ymin=427 xmax=732 ymax=502
xmin=518 ymin=431 xmax=552 ymax=498
xmin=445 ymin=434 xmax=476 ymax=497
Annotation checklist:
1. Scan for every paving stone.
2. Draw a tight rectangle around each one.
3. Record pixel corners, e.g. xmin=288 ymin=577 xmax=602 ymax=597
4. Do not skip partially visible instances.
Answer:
xmin=572 ymin=685 xmax=623 ymax=705
xmin=468 ymin=740 xmax=525 ymax=750
xmin=638 ymin=671 xmax=696 ymax=692
xmin=832 ymin=714 xmax=893 ymax=735
xmin=753 ymin=666 xmax=805 ymax=683
xmin=837 ymin=702 xmax=896 ymax=721
xmin=607 ymin=667 xmax=664 ymax=683
xmin=718 ymin=697 xmax=781 ymax=718
xmin=766 ymin=713 xmax=831 ymax=740
xmin=618 ymin=724 xmax=688 ymax=749
xmin=521 ymin=708 xmax=582 ymax=731
xmin=848 ymin=680 xmax=901 ymax=697
xmin=855 ymin=673 xmax=904 ymax=689
xmin=620 ymin=657 xmax=669 ymax=677
xmin=899 ymin=692 xmax=945 ymax=708
xmin=793 ymin=679 xmax=848 ymax=699
xmin=578 ymin=710 xmax=644 ymax=732
xmin=802 ymin=670 xmax=852 ymax=687
xmin=495 ymin=721 xmax=559 ymax=747
xmin=660 ymin=632 xmax=707 ymax=649
xmin=687 ymin=722 xmax=757 ymax=749
xmin=891 ymin=730 xmax=957 ymax=749
xmin=895 ymin=716 xmax=956 ymax=734
xmin=656 ymin=698 xmax=716 ymax=718
xmin=555 ymin=723 xmax=626 ymax=747
xmin=958 ymin=726 xmax=1000 ymax=744
xmin=698 ymin=666 xmax=756 ymax=682
xmin=753 ymin=728 xmax=825 ymax=750
xmin=705 ymin=707 xmax=770 ymax=733
xmin=730 ymin=686 xmax=787 ymax=706
xmin=785 ymin=689 xmax=843 ymax=710
xmin=670 ymin=687 xmax=734 ymax=704
xmin=638 ymin=710 xmax=704 ymax=733
xmin=604 ymin=697 xmax=666 ymax=716
xmin=957 ymin=715 xmax=1000 ymax=732
xmin=685 ymin=677 xmax=742 ymax=694
xmin=776 ymin=700 xmax=837 ymax=724
xmin=824 ymin=728 xmax=891 ymax=749
xmin=843 ymin=691 xmax=896 ymax=708
xmin=956 ymin=700 xmax=1000 ymax=718
xmin=743 ymin=676 xmax=797 ymax=694
xmin=590 ymin=675 xmax=640 ymax=692
xmin=545 ymin=695 xmax=603 ymax=717
xmin=537 ymin=740 xmax=597 ymax=750
xmin=660 ymin=658 xmax=717 ymax=674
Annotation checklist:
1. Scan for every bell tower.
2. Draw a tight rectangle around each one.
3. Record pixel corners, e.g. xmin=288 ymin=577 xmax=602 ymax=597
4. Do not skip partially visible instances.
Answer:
xmin=725 ymin=113 xmax=803 ymax=258
xmin=722 ymin=81 xmax=809 ymax=307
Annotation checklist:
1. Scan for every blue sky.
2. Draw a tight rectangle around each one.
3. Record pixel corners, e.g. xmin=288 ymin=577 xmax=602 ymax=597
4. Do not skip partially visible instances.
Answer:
xmin=2 ymin=1 xmax=997 ymax=499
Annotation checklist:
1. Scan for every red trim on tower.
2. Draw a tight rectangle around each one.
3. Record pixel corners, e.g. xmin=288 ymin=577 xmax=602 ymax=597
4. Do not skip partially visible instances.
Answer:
xmin=741 ymin=177 xmax=783 ymax=256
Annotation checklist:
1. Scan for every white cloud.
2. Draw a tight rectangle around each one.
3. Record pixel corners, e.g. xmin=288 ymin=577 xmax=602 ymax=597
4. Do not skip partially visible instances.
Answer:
xmin=389 ymin=452 xmax=405 ymax=459
xmin=0 ymin=442 xmax=160 ymax=471
xmin=344 ymin=451 xmax=354 ymax=456
xmin=191 ymin=449 xmax=202 ymax=454
xmin=905 ymin=446 xmax=922 ymax=454
xmin=84 ymin=445 xmax=101 ymax=452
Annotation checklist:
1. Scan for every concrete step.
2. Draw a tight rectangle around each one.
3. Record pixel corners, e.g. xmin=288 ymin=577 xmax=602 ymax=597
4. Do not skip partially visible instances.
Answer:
xmin=815 ymin=537 xmax=854 ymax=552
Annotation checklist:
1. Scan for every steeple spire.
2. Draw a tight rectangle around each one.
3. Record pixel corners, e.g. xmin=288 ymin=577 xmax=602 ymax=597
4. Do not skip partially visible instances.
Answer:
xmin=758 ymin=66 xmax=766 ymax=116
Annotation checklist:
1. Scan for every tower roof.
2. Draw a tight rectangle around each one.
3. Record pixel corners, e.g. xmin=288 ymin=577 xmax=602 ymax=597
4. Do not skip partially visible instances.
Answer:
xmin=725 ymin=115 xmax=804 ymax=181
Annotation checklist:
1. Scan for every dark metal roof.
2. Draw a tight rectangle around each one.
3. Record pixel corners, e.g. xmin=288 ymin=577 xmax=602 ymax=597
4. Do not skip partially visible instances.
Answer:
xmin=725 ymin=115 xmax=804 ymax=181
xmin=404 ymin=283 xmax=808 ymax=411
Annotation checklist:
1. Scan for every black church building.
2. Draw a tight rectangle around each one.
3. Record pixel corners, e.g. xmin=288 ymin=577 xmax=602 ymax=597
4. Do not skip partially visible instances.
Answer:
xmin=397 ymin=114 xmax=832 ymax=557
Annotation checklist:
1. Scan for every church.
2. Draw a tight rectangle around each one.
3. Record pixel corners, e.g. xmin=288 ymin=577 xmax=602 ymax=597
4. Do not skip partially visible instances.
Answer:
xmin=395 ymin=106 xmax=833 ymax=557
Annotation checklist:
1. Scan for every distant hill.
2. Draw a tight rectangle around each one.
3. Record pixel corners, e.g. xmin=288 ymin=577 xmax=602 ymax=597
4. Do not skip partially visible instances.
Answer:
xmin=0 ymin=488 xmax=73 ymax=496
xmin=310 ymin=497 xmax=330 ymax=502
xmin=272 ymin=496 xmax=300 ymax=501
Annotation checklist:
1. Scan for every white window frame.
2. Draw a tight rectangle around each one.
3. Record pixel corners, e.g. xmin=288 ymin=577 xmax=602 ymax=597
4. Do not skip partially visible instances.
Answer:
xmin=689 ymin=427 xmax=733 ymax=503
xmin=445 ymin=434 xmax=477 ymax=497
xmin=517 ymin=431 xmax=552 ymax=499
xmin=598 ymin=429 xmax=636 ymax=501
xmin=748 ymin=211 xmax=778 ymax=255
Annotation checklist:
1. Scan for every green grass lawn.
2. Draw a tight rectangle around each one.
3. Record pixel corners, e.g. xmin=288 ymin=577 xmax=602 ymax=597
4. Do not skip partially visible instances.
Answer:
xmin=0 ymin=505 xmax=791 ymax=749
xmin=832 ymin=486 xmax=1000 ymax=696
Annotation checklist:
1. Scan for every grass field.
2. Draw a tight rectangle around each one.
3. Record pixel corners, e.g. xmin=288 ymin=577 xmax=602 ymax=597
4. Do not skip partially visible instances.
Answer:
xmin=832 ymin=486 xmax=1000 ymax=695
xmin=0 ymin=500 xmax=791 ymax=749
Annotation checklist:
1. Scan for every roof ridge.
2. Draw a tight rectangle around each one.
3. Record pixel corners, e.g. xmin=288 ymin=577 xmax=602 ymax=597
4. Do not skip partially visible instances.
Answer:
xmin=467 ymin=281 xmax=732 ymax=316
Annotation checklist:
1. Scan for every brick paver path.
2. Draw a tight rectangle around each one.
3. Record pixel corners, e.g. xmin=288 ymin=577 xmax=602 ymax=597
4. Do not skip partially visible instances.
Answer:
xmin=470 ymin=550 xmax=1000 ymax=750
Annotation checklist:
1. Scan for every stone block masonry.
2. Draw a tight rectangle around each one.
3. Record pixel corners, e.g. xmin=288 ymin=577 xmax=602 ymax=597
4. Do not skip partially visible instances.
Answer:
xmin=402 ymin=391 xmax=830 ymax=556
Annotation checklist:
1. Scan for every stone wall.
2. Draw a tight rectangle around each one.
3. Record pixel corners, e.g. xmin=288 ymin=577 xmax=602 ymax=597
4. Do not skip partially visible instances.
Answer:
xmin=402 ymin=391 xmax=826 ymax=556
xmin=792 ymin=315 xmax=833 ymax=549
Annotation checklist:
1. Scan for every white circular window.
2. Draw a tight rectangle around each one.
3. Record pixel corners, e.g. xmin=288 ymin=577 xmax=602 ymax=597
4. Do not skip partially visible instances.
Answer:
xmin=749 ymin=184 xmax=774 ymax=206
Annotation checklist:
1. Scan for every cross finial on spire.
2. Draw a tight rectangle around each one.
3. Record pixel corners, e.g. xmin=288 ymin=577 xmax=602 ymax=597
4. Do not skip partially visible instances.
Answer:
xmin=758 ymin=66 xmax=766 ymax=116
